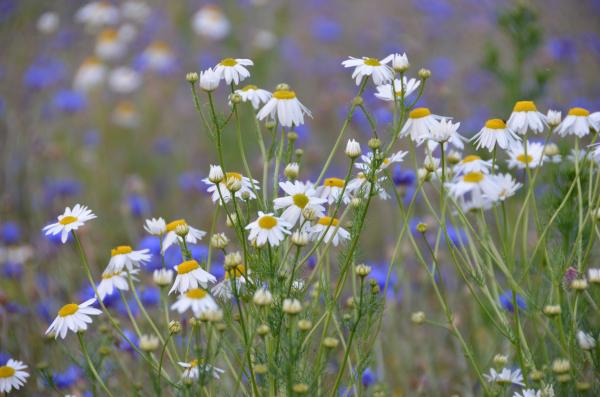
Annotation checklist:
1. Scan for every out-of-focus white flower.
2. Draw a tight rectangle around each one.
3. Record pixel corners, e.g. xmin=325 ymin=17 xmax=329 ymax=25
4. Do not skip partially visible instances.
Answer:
xmin=192 ymin=5 xmax=231 ymax=41
xmin=179 ymin=360 xmax=224 ymax=381
xmin=482 ymin=174 xmax=522 ymax=202
xmin=341 ymin=56 xmax=394 ymax=86
xmin=108 ymin=67 xmax=141 ymax=94
xmin=513 ymin=389 xmax=541 ymax=397
xmin=112 ymin=101 xmax=139 ymax=128
xmin=253 ymin=29 xmax=277 ymax=50
xmin=507 ymin=100 xmax=547 ymax=135
xmin=556 ymin=107 xmax=600 ymax=137
xmin=233 ymin=85 xmax=271 ymax=109
xmin=471 ymin=118 xmax=520 ymax=152
xmin=546 ymin=109 xmax=562 ymax=127
xmin=37 ymin=12 xmax=59 ymax=34
xmin=95 ymin=29 xmax=127 ymax=61
xmin=153 ymin=268 xmax=174 ymax=287
xmin=483 ymin=367 xmax=524 ymax=386
xmin=446 ymin=171 xmax=493 ymax=199
xmin=387 ymin=52 xmax=409 ymax=72
xmin=576 ymin=330 xmax=596 ymax=350
xmin=141 ymin=41 xmax=175 ymax=73
xmin=75 ymin=1 xmax=120 ymax=29
xmin=73 ymin=57 xmax=106 ymax=91
xmin=374 ymin=77 xmax=420 ymax=101
xmin=121 ymin=1 xmax=151 ymax=23
xmin=0 ymin=358 xmax=29 ymax=393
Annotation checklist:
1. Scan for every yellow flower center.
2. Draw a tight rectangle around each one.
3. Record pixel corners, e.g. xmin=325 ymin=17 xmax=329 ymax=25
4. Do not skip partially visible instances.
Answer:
xmin=150 ymin=41 xmax=169 ymax=51
xmin=273 ymin=90 xmax=297 ymax=100
xmin=513 ymin=101 xmax=537 ymax=112
xmin=324 ymin=177 xmax=345 ymax=188
xmin=292 ymin=193 xmax=309 ymax=208
xmin=0 ymin=366 xmax=15 ymax=378
xmin=189 ymin=359 xmax=199 ymax=367
xmin=242 ymin=85 xmax=257 ymax=91
xmin=568 ymin=107 xmax=590 ymax=117
xmin=83 ymin=57 xmax=100 ymax=66
xmin=58 ymin=303 xmax=79 ymax=317
xmin=516 ymin=154 xmax=533 ymax=164
xmin=185 ymin=288 xmax=208 ymax=299
xmin=317 ymin=216 xmax=339 ymax=226
xmin=462 ymin=155 xmax=481 ymax=163
xmin=462 ymin=172 xmax=485 ymax=183
xmin=225 ymin=172 xmax=242 ymax=181
xmin=409 ymin=107 xmax=431 ymax=119
xmin=102 ymin=272 xmax=120 ymax=279
xmin=225 ymin=264 xmax=246 ymax=279
xmin=167 ymin=219 xmax=187 ymax=232
xmin=59 ymin=216 xmax=78 ymax=225
xmin=258 ymin=215 xmax=278 ymax=229
xmin=99 ymin=29 xmax=118 ymax=41
xmin=220 ymin=58 xmax=238 ymax=67
xmin=363 ymin=58 xmax=381 ymax=66
xmin=177 ymin=260 xmax=200 ymax=275
xmin=111 ymin=245 xmax=132 ymax=256
xmin=485 ymin=119 xmax=506 ymax=129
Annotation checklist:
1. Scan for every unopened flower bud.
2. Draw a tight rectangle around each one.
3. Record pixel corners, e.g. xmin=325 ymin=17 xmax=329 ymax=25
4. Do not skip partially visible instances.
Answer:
xmin=576 ymin=330 xmax=596 ymax=350
xmin=345 ymin=139 xmax=362 ymax=159
xmin=368 ymin=137 xmax=381 ymax=150
xmin=253 ymin=288 xmax=273 ymax=306
xmin=229 ymin=93 xmax=242 ymax=104
xmin=493 ymin=354 xmax=508 ymax=367
xmin=297 ymin=319 xmax=312 ymax=331
xmin=350 ymin=197 xmax=362 ymax=208
xmin=169 ymin=320 xmax=182 ymax=335
xmin=140 ymin=334 xmax=160 ymax=352
xmin=543 ymin=304 xmax=561 ymax=317
xmin=552 ymin=358 xmax=570 ymax=374
xmin=153 ymin=269 xmax=174 ymax=287
xmin=301 ymin=207 xmax=316 ymax=222
xmin=208 ymin=165 xmax=224 ymax=183
xmin=447 ymin=150 xmax=461 ymax=165
xmin=416 ymin=222 xmax=428 ymax=233
xmin=411 ymin=311 xmax=425 ymax=324
xmin=284 ymin=163 xmax=299 ymax=180
xmin=226 ymin=213 xmax=237 ymax=227
xmin=352 ymin=96 xmax=364 ymax=106
xmin=418 ymin=68 xmax=431 ymax=79
xmin=211 ymin=233 xmax=229 ymax=249
xmin=588 ymin=268 xmax=600 ymax=283
xmin=323 ymin=336 xmax=339 ymax=349
xmin=282 ymin=298 xmax=302 ymax=315
xmin=571 ymin=278 xmax=588 ymax=291
xmin=295 ymin=148 xmax=304 ymax=159
xmin=529 ymin=369 xmax=543 ymax=381
xmin=576 ymin=382 xmax=591 ymax=391
xmin=265 ymin=119 xmax=276 ymax=130
xmin=546 ymin=110 xmax=562 ymax=127
xmin=287 ymin=131 xmax=298 ymax=142
xmin=291 ymin=231 xmax=309 ymax=246
xmin=292 ymin=383 xmax=309 ymax=394
xmin=175 ymin=223 xmax=189 ymax=237
xmin=257 ymin=324 xmax=270 ymax=336
xmin=186 ymin=72 xmax=199 ymax=83
xmin=276 ymin=83 xmax=290 ymax=91
xmin=224 ymin=251 xmax=242 ymax=269
xmin=355 ymin=264 xmax=371 ymax=277
xmin=226 ymin=175 xmax=242 ymax=192
xmin=254 ymin=364 xmax=268 ymax=375
xmin=391 ymin=52 xmax=409 ymax=72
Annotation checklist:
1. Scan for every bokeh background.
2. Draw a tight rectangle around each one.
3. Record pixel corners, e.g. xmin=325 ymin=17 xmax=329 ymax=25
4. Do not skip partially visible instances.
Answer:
xmin=1 ymin=0 xmax=600 ymax=395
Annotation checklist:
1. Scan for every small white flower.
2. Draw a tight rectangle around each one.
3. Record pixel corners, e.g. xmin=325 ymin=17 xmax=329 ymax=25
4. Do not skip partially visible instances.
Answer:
xmin=346 ymin=172 xmax=389 ymax=201
xmin=141 ymin=41 xmax=174 ymax=72
xmin=234 ymin=85 xmax=272 ymax=109
xmin=208 ymin=165 xmax=225 ymax=183
xmin=428 ymin=119 xmax=464 ymax=148
xmin=73 ymin=57 xmax=106 ymax=91
xmin=282 ymin=298 xmax=303 ymax=314
xmin=374 ymin=77 xmax=420 ymax=101
xmin=514 ymin=389 xmax=541 ymax=397
xmin=203 ymin=172 xmax=259 ymax=204
xmin=576 ymin=330 xmax=596 ymax=350
xmin=471 ymin=118 xmax=520 ymax=152
xmin=97 ymin=268 xmax=138 ymax=300
xmin=245 ymin=212 xmax=291 ymax=247
xmin=171 ymin=288 xmax=219 ymax=317
xmin=400 ymin=107 xmax=446 ymax=145
xmin=108 ymin=66 xmax=141 ymax=94
xmin=211 ymin=265 xmax=248 ymax=299
xmin=42 ymin=204 xmax=97 ymax=243
xmin=144 ymin=217 xmax=167 ymax=235
xmin=95 ymin=29 xmax=127 ymax=61
xmin=192 ymin=5 xmax=230 ymax=41
xmin=273 ymin=181 xmax=326 ymax=226
xmin=153 ymin=268 xmax=174 ymax=286
xmin=507 ymin=141 xmax=547 ymax=169
xmin=253 ymin=288 xmax=273 ymax=306
xmin=484 ymin=367 xmax=524 ymax=386
xmin=546 ymin=109 xmax=562 ymax=127
xmin=199 ymin=67 xmax=220 ymax=92
xmin=446 ymin=171 xmax=492 ymax=199
xmin=453 ymin=155 xmax=493 ymax=175
xmin=482 ymin=173 xmax=522 ymax=202
xmin=179 ymin=359 xmax=224 ymax=380
xmin=37 ymin=12 xmax=59 ymax=34
xmin=214 ymin=58 xmax=253 ymax=85
xmin=105 ymin=245 xmax=151 ymax=273
xmin=45 ymin=299 xmax=102 ymax=339
xmin=507 ymin=101 xmax=547 ymax=135
xmin=0 ymin=358 xmax=29 ymax=393
xmin=387 ymin=52 xmax=409 ymax=72
xmin=121 ymin=1 xmax=151 ymax=23
xmin=316 ymin=177 xmax=347 ymax=205
xmin=345 ymin=139 xmax=362 ymax=159
xmin=341 ymin=56 xmax=393 ymax=85
xmin=256 ymin=87 xmax=312 ymax=128
xmin=588 ymin=268 xmax=600 ymax=283
xmin=75 ymin=1 xmax=120 ymax=28
xmin=169 ymin=260 xmax=216 ymax=295
xmin=162 ymin=219 xmax=207 ymax=253
xmin=555 ymin=107 xmax=600 ymax=137
xmin=310 ymin=216 xmax=350 ymax=247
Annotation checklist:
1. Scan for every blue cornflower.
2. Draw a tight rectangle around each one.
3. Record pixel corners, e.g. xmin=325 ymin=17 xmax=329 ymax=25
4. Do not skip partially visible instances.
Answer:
xmin=53 ymin=89 xmax=86 ymax=113
xmin=499 ymin=290 xmax=526 ymax=313
xmin=0 ymin=221 xmax=21 ymax=244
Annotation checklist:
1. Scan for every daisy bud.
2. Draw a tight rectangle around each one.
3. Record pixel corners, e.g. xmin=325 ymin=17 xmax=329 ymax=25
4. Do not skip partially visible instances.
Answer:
xmin=140 ymin=334 xmax=160 ymax=352
xmin=153 ymin=269 xmax=174 ymax=287
xmin=240 ymin=191 xmax=251 ymax=200
xmin=418 ymin=68 xmax=431 ymax=79
xmin=546 ymin=109 xmax=562 ymax=127
xmin=301 ymin=207 xmax=317 ymax=222
xmin=253 ymin=288 xmax=273 ymax=306
xmin=254 ymin=364 xmax=268 ymax=375
xmin=391 ymin=52 xmax=410 ymax=72
xmin=588 ymin=268 xmax=600 ymax=283
xmin=292 ymin=384 xmax=309 ymax=394
xmin=208 ymin=165 xmax=224 ymax=183
xmin=411 ymin=311 xmax=425 ymax=324
xmin=291 ymin=231 xmax=309 ymax=246
xmin=529 ymin=369 xmax=543 ymax=381
xmin=190 ymin=317 xmax=201 ymax=326
xmin=282 ymin=298 xmax=302 ymax=315
xmin=229 ymin=93 xmax=242 ymax=104
xmin=265 ymin=119 xmax=277 ymax=130
xmin=493 ymin=354 xmax=508 ymax=367
xmin=417 ymin=168 xmax=430 ymax=183
xmin=557 ymin=374 xmax=570 ymax=383
xmin=287 ymin=131 xmax=298 ymax=142
xmin=186 ymin=72 xmax=199 ymax=83
xmin=276 ymin=83 xmax=290 ymax=91
xmin=215 ymin=322 xmax=226 ymax=332
xmin=346 ymin=297 xmax=354 ymax=308
xmin=226 ymin=175 xmax=242 ymax=192
xmin=544 ymin=143 xmax=560 ymax=157
xmin=342 ymin=313 xmax=352 ymax=321
xmin=370 ymin=279 xmax=380 ymax=295
xmin=352 ymin=96 xmax=363 ymax=106
xmin=199 ymin=68 xmax=220 ymax=92
xmin=226 ymin=213 xmax=237 ymax=227
xmin=345 ymin=139 xmax=362 ymax=159
xmin=570 ymin=278 xmax=588 ymax=291
xmin=168 ymin=320 xmax=182 ymax=335
xmin=447 ymin=150 xmax=461 ymax=165
xmin=542 ymin=304 xmax=561 ymax=317
xmin=552 ymin=358 xmax=570 ymax=374
xmin=210 ymin=233 xmax=229 ymax=249
xmin=257 ymin=324 xmax=270 ymax=336
xmin=99 ymin=346 xmax=111 ymax=357
xmin=322 ymin=336 xmax=339 ymax=349
xmin=576 ymin=382 xmax=591 ymax=391
xmin=416 ymin=222 xmax=428 ymax=233
xmin=355 ymin=264 xmax=371 ymax=277
xmin=284 ymin=162 xmax=299 ymax=180
xmin=206 ymin=308 xmax=223 ymax=323
xmin=368 ymin=137 xmax=381 ymax=150
xmin=224 ymin=251 xmax=242 ymax=269
xmin=576 ymin=330 xmax=596 ymax=350
xmin=297 ymin=319 xmax=312 ymax=331
xmin=175 ymin=223 xmax=189 ymax=237
xmin=424 ymin=157 xmax=437 ymax=173
xmin=295 ymin=148 xmax=304 ymax=159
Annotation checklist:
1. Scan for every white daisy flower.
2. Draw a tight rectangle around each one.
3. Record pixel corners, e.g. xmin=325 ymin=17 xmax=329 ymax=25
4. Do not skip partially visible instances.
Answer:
xmin=214 ymin=58 xmax=253 ymax=85
xmin=179 ymin=360 xmax=225 ymax=381
xmin=471 ymin=118 xmax=520 ymax=152
xmin=144 ymin=217 xmax=167 ymax=236
xmin=341 ymin=56 xmax=393 ymax=85
xmin=484 ymin=367 xmax=524 ymax=386
xmin=567 ymin=148 xmax=586 ymax=163
xmin=234 ymin=85 xmax=272 ymax=109
xmin=453 ymin=155 xmax=493 ymax=175
xmin=445 ymin=171 xmax=492 ymax=199
xmin=108 ymin=66 xmax=141 ymax=94
xmin=513 ymin=389 xmax=541 ymax=397
xmin=73 ymin=57 xmax=106 ymax=91
xmin=387 ymin=52 xmax=409 ymax=72
xmin=458 ymin=189 xmax=494 ymax=213
xmin=346 ymin=172 xmax=389 ymax=201
xmin=555 ymin=107 xmax=600 ymax=137
xmin=169 ymin=260 xmax=216 ymax=295
xmin=43 ymin=204 xmax=97 ymax=243
xmin=273 ymin=181 xmax=326 ymax=226
xmin=576 ymin=330 xmax=596 ymax=350
xmin=0 ymin=358 xmax=29 ymax=393
xmin=256 ymin=86 xmax=312 ymax=128
xmin=75 ymin=1 xmax=120 ymax=28
xmin=547 ymin=109 xmax=562 ymax=127
xmin=355 ymin=150 xmax=407 ymax=174
xmin=45 ymin=299 xmax=102 ymax=339
xmin=203 ymin=172 xmax=259 ymax=204
xmin=37 ymin=11 xmax=60 ymax=34
xmin=199 ymin=67 xmax=220 ymax=92
xmin=507 ymin=141 xmax=547 ymax=169
xmin=482 ymin=173 xmax=522 ymax=202
xmin=211 ymin=265 xmax=248 ymax=300
xmin=95 ymin=29 xmax=127 ymax=61
xmin=310 ymin=216 xmax=350 ymax=247
xmin=112 ymin=101 xmax=139 ymax=128
xmin=162 ymin=219 xmax=207 ymax=253
xmin=153 ymin=268 xmax=174 ymax=287
xmin=121 ymin=1 xmax=151 ymax=23
xmin=97 ymin=268 xmax=138 ymax=300
xmin=507 ymin=100 xmax=547 ymax=135
xmin=316 ymin=177 xmax=347 ymax=205
xmin=400 ymin=107 xmax=445 ymax=145
xmin=105 ymin=245 xmax=151 ymax=273
xmin=192 ymin=5 xmax=230 ymax=41
xmin=141 ymin=41 xmax=175 ymax=72
xmin=374 ymin=77 xmax=420 ymax=101
xmin=245 ymin=212 xmax=291 ymax=247
xmin=171 ymin=288 xmax=219 ymax=317
xmin=427 ymin=119 xmax=465 ymax=151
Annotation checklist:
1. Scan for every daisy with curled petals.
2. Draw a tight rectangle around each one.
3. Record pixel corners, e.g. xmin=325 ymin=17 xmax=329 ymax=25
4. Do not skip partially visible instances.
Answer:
xmin=513 ymin=389 xmax=541 ymax=397
xmin=555 ymin=107 xmax=600 ymax=137
xmin=483 ymin=367 xmax=524 ymax=386
xmin=273 ymin=181 xmax=326 ymax=226
xmin=256 ymin=85 xmax=312 ymax=128
xmin=471 ymin=118 xmax=520 ymax=152
xmin=203 ymin=172 xmax=259 ymax=205
xmin=355 ymin=150 xmax=407 ymax=174
xmin=346 ymin=172 xmax=389 ymax=201
xmin=506 ymin=141 xmax=547 ymax=169
xmin=374 ymin=77 xmax=420 ymax=101
xmin=427 ymin=119 xmax=466 ymax=151
xmin=317 ymin=177 xmax=347 ymax=205
xmin=507 ymin=100 xmax=547 ymax=135
xmin=214 ymin=57 xmax=253 ymax=85
xmin=0 ymin=358 xmax=29 ymax=393
xmin=97 ymin=268 xmax=138 ymax=300
xmin=162 ymin=219 xmax=207 ymax=253
xmin=105 ymin=245 xmax=151 ymax=272
xmin=341 ymin=56 xmax=393 ymax=86
xmin=233 ymin=85 xmax=272 ymax=109
xmin=453 ymin=155 xmax=493 ymax=175
xmin=171 ymin=288 xmax=219 ymax=317
xmin=45 ymin=299 xmax=102 ymax=339
xmin=169 ymin=260 xmax=216 ymax=295
xmin=400 ymin=107 xmax=445 ymax=145
xmin=211 ymin=265 xmax=248 ymax=299
xmin=43 ymin=204 xmax=97 ymax=243
xmin=482 ymin=174 xmax=522 ymax=202
xmin=144 ymin=217 xmax=166 ymax=236
xmin=310 ymin=216 xmax=350 ymax=246
xmin=245 ymin=212 xmax=291 ymax=247
xmin=179 ymin=359 xmax=224 ymax=381
xmin=445 ymin=171 xmax=492 ymax=199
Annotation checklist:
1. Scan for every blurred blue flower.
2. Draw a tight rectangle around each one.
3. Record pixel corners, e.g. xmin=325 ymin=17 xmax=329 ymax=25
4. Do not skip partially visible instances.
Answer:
xmin=43 ymin=178 xmax=81 ymax=204
xmin=413 ymin=0 xmax=453 ymax=18
xmin=546 ymin=37 xmax=577 ymax=63
xmin=361 ymin=368 xmax=376 ymax=387
xmin=119 ymin=329 xmax=139 ymax=352
xmin=443 ymin=224 xmax=467 ymax=247
xmin=83 ymin=130 xmax=101 ymax=147
xmin=53 ymin=89 xmax=87 ymax=113
xmin=0 ymin=221 xmax=21 ymax=244
xmin=24 ymin=58 xmax=66 ymax=90
xmin=53 ymin=365 xmax=83 ymax=389
xmin=1 ymin=261 xmax=23 ymax=279
xmin=499 ymin=290 xmax=526 ymax=313
xmin=312 ymin=17 xmax=342 ymax=43
xmin=392 ymin=166 xmax=416 ymax=187
xmin=36 ymin=301 xmax=53 ymax=323
xmin=179 ymin=171 xmax=205 ymax=193
xmin=154 ymin=136 xmax=173 ymax=155
xmin=128 ymin=194 xmax=151 ymax=217
xmin=428 ymin=57 xmax=455 ymax=83
xmin=140 ymin=286 xmax=160 ymax=307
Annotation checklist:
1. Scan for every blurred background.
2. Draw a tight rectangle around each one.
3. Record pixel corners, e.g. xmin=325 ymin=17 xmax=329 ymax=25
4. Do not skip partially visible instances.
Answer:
xmin=1 ymin=0 xmax=599 ymax=395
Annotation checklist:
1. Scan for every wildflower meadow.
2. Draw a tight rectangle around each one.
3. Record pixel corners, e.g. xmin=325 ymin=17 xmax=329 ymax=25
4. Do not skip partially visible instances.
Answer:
xmin=2 ymin=1 xmax=600 ymax=396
